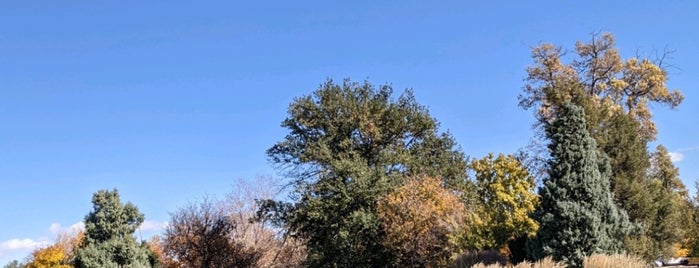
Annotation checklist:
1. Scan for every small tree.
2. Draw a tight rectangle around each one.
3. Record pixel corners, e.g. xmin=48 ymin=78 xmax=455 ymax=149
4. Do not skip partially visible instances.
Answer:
xmin=470 ymin=153 xmax=539 ymax=250
xmin=377 ymin=176 xmax=465 ymax=267
xmin=26 ymin=245 xmax=71 ymax=268
xmin=163 ymin=198 xmax=261 ymax=268
xmin=74 ymin=189 xmax=152 ymax=268
xmin=528 ymin=103 xmax=630 ymax=268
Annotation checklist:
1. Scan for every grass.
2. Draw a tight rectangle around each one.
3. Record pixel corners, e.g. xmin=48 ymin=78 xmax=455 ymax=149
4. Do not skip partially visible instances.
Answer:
xmin=453 ymin=252 xmax=647 ymax=268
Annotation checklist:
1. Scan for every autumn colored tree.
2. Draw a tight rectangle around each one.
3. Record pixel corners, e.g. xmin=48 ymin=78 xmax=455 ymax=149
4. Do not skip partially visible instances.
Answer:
xmin=520 ymin=32 xmax=683 ymax=141
xmin=226 ymin=177 xmax=305 ymax=267
xmin=74 ymin=189 xmax=153 ymax=268
xmin=469 ymin=153 xmax=538 ymax=250
xmin=528 ymin=103 xmax=630 ymax=268
xmin=163 ymin=197 xmax=261 ymax=268
xmin=24 ymin=230 xmax=84 ymax=268
xmin=26 ymin=244 xmax=71 ymax=268
xmin=258 ymin=79 xmax=470 ymax=267
xmin=54 ymin=230 xmax=84 ymax=266
xmin=146 ymin=236 xmax=177 ymax=268
xmin=376 ymin=176 xmax=465 ymax=267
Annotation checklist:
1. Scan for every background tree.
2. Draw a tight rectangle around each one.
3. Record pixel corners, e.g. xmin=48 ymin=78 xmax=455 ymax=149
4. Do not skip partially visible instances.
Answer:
xmin=528 ymin=103 xmax=630 ymax=268
xmin=259 ymin=79 xmax=470 ymax=267
xmin=226 ymin=177 xmax=305 ymax=268
xmin=25 ymin=245 xmax=71 ymax=268
xmin=163 ymin=197 xmax=261 ymax=268
xmin=469 ymin=153 xmax=538 ymax=251
xmin=376 ymin=176 xmax=465 ymax=267
xmin=74 ymin=189 xmax=153 ymax=268
xmin=23 ymin=230 xmax=83 ymax=268
xmin=640 ymin=145 xmax=690 ymax=257
xmin=2 ymin=261 xmax=25 ymax=268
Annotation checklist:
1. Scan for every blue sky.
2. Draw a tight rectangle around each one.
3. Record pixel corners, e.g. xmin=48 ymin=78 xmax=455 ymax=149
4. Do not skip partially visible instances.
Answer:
xmin=1 ymin=1 xmax=698 ymax=263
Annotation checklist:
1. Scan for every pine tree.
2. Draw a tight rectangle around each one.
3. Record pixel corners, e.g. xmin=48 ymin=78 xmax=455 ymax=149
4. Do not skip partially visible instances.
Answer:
xmin=74 ymin=189 xmax=152 ymax=268
xmin=528 ymin=103 xmax=630 ymax=268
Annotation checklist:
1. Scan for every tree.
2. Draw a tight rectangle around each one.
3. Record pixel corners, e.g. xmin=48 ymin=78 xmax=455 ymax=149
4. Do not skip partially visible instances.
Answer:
xmin=528 ymin=103 xmax=630 ymax=268
xmin=646 ymin=146 xmax=690 ymax=256
xmin=376 ymin=176 xmax=465 ymax=267
xmin=23 ymin=230 xmax=83 ymax=268
xmin=74 ymin=189 xmax=152 ymax=268
xmin=3 ymin=260 xmax=25 ymax=268
xmin=469 ymin=153 xmax=539 ymax=250
xmin=163 ymin=197 xmax=261 ymax=268
xmin=225 ymin=177 xmax=305 ymax=268
xmin=518 ymin=32 xmax=688 ymax=258
xmin=520 ymin=32 xmax=683 ymax=141
xmin=26 ymin=245 xmax=71 ymax=268
xmin=259 ymin=79 xmax=470 ymax=267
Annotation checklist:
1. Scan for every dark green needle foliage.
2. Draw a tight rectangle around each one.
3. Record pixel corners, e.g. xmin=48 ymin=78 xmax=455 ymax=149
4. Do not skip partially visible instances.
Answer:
xmin=74 ymin=189 xmax=153 ymax=268
xmin=528 ymin=103 xmax=630 ymax=268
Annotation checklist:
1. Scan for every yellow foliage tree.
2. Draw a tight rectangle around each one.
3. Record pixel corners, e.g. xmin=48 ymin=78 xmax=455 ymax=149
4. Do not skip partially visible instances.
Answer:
xmin=25 ymin=230 xmax=84 ymax=268
xmin=377 ymin=176 xmax=466 ymax=267
xmin=470 ymin=153 xmax=538 ymax=249
xmin=520 ymin=32 xmax=683 ymax=140
xmin=26 ymin=244 xmax=71 ymax=268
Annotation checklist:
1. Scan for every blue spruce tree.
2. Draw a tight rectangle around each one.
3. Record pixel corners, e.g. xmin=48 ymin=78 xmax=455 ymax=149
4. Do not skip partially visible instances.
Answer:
xmin=528 ymin=103 xmax=631 ymax=267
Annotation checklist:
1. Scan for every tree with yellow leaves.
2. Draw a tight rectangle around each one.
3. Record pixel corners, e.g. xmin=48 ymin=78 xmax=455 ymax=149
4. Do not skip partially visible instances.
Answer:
xmin=24 ymin=230 xmax=83 ymax=268
xmin=520 ymin=32 xmax=683 ymax=141
xmin=26 ymin=244 xmax=71 ymax=268
xmin=376 ymin=176 xmax=466 ymax=267
xmin=469 ymin=153 xmax=538 ymax=250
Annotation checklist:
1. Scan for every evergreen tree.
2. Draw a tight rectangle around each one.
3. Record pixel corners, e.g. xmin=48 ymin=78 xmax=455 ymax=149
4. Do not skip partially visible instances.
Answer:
xmin=258 ymin=79 xmax=469 ymax=267
xmin=74 ymin=189 xmax=152 ymax=268
xmin=528 ymin=103 xmax=630 ymax=268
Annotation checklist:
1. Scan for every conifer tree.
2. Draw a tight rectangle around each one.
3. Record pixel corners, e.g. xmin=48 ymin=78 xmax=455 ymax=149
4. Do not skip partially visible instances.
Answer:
xmin=74 ymin=189 xmax=152 ymax=268
xmin=528 ymin=103 xmax=630 ymax=268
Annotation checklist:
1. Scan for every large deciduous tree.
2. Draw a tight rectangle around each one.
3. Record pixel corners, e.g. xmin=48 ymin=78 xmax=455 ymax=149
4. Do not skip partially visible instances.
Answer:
xmin=258 ymin=79 xmax=470 ymax=267
xmin=528 ymin=103 xmax=630 ymax=268
xmin=74 ymin=189 xmax=153 ymax=268
xmin=520 ymin=32 xmax=682 ymax=141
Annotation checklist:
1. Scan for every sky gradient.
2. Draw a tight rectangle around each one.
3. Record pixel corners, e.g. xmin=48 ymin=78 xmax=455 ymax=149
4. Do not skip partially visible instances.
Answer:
xmin=2 ymin=1 xmax=698 ymax=263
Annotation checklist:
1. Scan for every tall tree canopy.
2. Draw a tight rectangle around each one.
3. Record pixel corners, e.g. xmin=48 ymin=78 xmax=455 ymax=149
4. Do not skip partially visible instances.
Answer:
xmin=74 ymin=189 xmax=153 ymax=268
xmin=520 ymin=32 xmax=683 ymax=141
xmin=259 ymin=79 xmax=470 ymax=267
xmin=528 ymin=103 xmax=630 ymax=268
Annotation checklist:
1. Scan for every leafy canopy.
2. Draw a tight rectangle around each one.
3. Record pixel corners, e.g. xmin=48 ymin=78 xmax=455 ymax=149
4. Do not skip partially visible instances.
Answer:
xmin=260 ymin=79 xmax=469 ymax=267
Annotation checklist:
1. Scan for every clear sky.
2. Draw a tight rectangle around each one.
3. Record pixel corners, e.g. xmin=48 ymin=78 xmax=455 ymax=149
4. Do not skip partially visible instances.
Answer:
xmin=1 ymin=1 xmax=697 ymax=263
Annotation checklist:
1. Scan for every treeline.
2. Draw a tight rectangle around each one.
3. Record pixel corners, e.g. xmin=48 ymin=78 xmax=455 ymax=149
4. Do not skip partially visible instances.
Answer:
xmin=6 ymin=32 xmax=699 ymax=268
